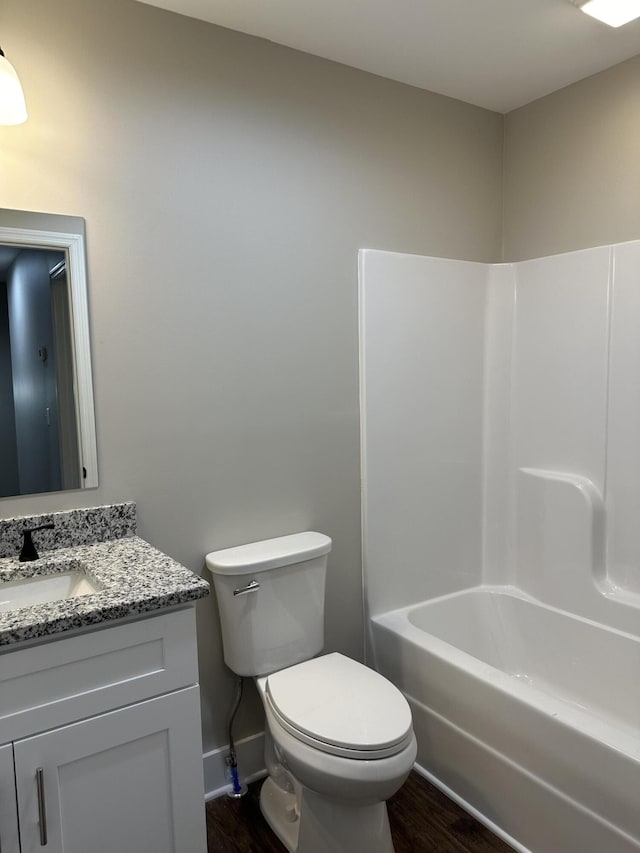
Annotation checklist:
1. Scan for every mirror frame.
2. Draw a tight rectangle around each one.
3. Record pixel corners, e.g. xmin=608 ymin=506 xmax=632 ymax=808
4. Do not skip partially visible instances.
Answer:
xmin=0 ymin=219 xmax=98 ymax=490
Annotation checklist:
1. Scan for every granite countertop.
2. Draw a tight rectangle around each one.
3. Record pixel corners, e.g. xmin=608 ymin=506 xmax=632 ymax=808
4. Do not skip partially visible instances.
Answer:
xmin=0 ymin=503 xmax=209 ymax=648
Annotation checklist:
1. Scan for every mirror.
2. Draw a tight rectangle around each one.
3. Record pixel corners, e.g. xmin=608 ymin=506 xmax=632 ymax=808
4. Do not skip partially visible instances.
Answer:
xmin=0 ymin=209 xmax=97 ymax=499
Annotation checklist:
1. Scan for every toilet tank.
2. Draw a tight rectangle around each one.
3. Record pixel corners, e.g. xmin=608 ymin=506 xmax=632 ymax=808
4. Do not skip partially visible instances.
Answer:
xmin=205 ymin=532 xmax=332 ymax=676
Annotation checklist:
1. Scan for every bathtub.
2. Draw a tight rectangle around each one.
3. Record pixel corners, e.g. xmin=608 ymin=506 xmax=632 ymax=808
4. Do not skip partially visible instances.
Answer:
xmin=371 ymin=586 xmax=640 ymax=853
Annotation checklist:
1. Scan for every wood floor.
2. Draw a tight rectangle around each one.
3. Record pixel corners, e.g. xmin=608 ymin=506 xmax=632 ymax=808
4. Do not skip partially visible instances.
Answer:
xmin=206 ymin=771 xmax=513 ymax=852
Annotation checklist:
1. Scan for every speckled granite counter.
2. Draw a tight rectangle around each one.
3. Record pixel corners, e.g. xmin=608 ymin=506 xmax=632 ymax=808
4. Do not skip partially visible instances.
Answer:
xmin=0 ymin=503 xmax=209 ymax=648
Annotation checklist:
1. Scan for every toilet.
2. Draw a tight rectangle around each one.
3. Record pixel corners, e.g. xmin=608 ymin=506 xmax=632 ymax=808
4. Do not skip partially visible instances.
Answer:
xmin=206 ymin=532 xmax=417 ymax=853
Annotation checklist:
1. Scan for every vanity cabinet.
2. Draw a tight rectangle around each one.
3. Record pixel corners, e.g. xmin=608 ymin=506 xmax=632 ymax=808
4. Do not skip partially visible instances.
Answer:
xmin=0 ymin=608 xmax=207 ymax=853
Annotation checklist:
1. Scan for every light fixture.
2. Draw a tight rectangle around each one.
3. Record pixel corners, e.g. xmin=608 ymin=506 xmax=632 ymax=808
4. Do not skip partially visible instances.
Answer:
xmin=0 ymin=45 xmax=27 ymax=125
xmin=574 ymin=0 xmax=640 ymax=26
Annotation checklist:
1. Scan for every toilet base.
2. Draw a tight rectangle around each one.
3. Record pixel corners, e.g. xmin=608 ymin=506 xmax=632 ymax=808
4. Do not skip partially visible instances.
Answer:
xmin=260 ymin=776 xmax=300 ymax=851
xmin=260 ymin=776 xmax=395 ymax=853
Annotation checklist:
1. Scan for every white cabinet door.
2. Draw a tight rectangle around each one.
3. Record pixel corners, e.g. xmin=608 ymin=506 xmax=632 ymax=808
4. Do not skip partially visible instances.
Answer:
xmin=0 ymin=743 xmax=20 ymax=853
xmin=14 ymin=686 xmax=206 ymax=853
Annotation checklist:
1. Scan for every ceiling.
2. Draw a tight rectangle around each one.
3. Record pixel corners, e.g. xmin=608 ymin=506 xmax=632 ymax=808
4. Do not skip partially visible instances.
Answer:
xmin=136 ymin=0 xmax=640 ymax=112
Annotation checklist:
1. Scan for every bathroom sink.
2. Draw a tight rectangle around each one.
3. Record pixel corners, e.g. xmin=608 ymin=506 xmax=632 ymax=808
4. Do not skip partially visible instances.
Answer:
xmin=0 ymin=566 xmax=101 ymax=613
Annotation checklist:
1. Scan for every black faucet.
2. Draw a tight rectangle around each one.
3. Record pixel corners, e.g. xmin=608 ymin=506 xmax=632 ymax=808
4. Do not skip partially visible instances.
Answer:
xmin=19 ymin=523 xmax=55 ymax=562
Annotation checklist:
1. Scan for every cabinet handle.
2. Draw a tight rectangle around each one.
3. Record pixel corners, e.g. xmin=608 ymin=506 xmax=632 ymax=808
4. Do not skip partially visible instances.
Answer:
xmin=36 ymin=767 xmax=47 ymax=846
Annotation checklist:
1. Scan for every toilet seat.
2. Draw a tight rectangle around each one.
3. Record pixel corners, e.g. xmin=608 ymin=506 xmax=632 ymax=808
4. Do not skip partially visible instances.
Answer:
xmin=264 ymin=653 xmax=413 ymax=760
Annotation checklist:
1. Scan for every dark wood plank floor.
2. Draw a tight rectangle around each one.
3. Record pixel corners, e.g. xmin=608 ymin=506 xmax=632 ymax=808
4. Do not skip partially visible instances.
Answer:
xmin=206 ymin=771 xmax=513 ymax=852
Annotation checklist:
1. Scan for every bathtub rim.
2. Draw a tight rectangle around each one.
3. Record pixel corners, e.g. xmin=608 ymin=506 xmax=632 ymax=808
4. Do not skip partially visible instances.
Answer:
xmin=371 ymin=583 xmax=640 ymax=760
xmin=382 ymin=583 xmax=640 ymax=644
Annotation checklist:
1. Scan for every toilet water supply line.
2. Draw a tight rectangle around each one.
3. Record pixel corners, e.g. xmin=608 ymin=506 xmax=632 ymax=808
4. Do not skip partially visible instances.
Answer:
xmin=226 ymin=675 xmax=248 ymax=798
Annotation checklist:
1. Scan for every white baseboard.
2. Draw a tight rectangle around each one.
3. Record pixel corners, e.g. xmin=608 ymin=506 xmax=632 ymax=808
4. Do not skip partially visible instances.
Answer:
xmin=204 ymin=731 xmax=267 ymax=801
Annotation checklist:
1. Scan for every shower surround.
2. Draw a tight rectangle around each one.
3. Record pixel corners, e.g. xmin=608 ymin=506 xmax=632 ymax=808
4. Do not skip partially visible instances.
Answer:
xmin=359 ymin=244 xmax=640 ymax=852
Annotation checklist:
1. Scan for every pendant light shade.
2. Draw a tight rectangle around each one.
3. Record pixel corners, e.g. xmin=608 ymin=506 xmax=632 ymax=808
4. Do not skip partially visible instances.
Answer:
xmin=0 ymin=46 xmax=27 ymax=125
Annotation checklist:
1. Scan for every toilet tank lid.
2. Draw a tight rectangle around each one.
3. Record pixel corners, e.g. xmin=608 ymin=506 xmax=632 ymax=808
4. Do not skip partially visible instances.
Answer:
xmin=205 ymin=531 xmax=332 ymax=575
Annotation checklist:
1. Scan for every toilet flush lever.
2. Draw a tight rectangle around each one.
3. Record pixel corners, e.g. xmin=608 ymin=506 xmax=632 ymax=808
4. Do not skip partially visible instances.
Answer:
xmin=233 ymin=579 xmax=260 ymax=597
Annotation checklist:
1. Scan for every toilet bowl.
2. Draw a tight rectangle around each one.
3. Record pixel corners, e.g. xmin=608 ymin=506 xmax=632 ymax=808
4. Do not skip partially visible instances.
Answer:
xmin=256 ymin=654 xmax=416 ymax=853
xmin=257 ymin=653 xmax=417 ymax=804
xmin=206 ymin=532 xmax=416 ymax=853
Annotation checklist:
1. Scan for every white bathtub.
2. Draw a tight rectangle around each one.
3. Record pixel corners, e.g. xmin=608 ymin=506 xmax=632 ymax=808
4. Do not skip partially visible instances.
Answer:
xmin=371 ymin=586 xmax=640 ymax=853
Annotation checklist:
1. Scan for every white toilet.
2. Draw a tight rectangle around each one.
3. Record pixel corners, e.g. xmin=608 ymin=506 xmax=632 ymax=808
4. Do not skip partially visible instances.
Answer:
xmin=206 ymin=532 xmax=417 ymax=853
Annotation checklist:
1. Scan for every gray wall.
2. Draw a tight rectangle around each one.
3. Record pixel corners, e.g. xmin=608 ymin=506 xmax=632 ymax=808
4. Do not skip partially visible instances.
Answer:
xmin=0 ymin=0 xmax=503 ymax=750
xmin=503 ymin=54 xmax=640 ymax=261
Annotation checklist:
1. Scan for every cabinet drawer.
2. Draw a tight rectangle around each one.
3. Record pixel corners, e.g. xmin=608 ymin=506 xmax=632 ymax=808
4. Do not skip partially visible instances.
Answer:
xmin=0 ymin=608 xmax=199 ymax=743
